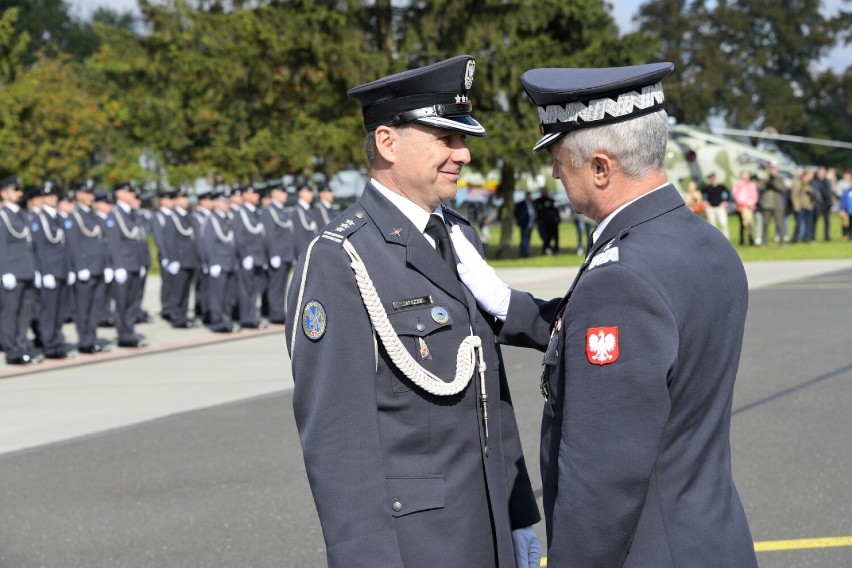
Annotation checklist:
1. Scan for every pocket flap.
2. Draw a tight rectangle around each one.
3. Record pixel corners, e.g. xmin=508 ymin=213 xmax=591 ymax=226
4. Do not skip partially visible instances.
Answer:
xmin=385 ymin=475 xmax=445 ymax=517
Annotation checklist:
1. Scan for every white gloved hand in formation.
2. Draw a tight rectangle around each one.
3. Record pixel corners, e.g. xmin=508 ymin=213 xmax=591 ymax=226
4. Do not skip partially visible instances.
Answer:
xmin=34 ymin=271 xmax=42 ymax=289
xmin=114 ymin=268 xmax=128 ymax=285
xmin=1 ymin=273 xmax=16 ymax=290
xmin=209 ymin=264 xmax=222 ymax=279
xmin=103 ymin=268 xmax=114 ymax=284
xmin=140 ymin=266 xmax=146 ymax=278
xmin=167 ymin=261 xmax=180 ymax=275
xmin=269 ymin=256 xmax=281 ymax=269
xmin=449 ymin=225 xmax=511 ymax=321
xmin=42 ymin=274 xmax=57 ymax=290
xmin=242 ymin=256 xmax=254 ymax=271
xmin=77 ymin=269 xmax=91 ymax=282
xmin=67 ymin=271 xmax=76 ymax=286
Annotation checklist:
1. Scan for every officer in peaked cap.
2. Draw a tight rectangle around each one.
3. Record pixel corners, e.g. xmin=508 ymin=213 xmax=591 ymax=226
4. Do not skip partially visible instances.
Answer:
xmin=287 ymin=55 xmax=541 ymax=568
xmin=0 ymin=175 xmax=40 ymax=365
xmin=104 ymin=180 xmax=148 ymax=347
xmin=313 ymin=183 xmax=339 ymax=228
xmin=152 ymin=188 xmax=178 ymax=323
xmin=291 ymin=183 xmax=318 ymax=261
xmin=233 ymin=182 xmax=267 ymax=329
xmin=30 ymin=181 xmax=71 ymax=359
xmin=260 ymin=179 xmax=295 ymax=325
xmin=65 ymin=179 xmax=110 ymax=353
xmin=453 ymin=62 xmax=757 ymax=568
xmin=160 ymin=186 xmax=196 ymax=329
xmin=201 ymin=187 xmax=238 ymax=333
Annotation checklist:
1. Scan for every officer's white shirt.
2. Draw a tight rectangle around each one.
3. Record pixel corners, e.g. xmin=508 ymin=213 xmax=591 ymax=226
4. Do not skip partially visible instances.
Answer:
xmin=4 ymin=202 xmax=20 ymax=213
xmin=591 ymin=183 xmax=668 ymax=247
xmin=372 ymin=178 xmax=444 ymax=249
xmin=42 ymin=204 xmax=58 ymax=218
xmin=116 ymin=201 xmax=133 ymax=215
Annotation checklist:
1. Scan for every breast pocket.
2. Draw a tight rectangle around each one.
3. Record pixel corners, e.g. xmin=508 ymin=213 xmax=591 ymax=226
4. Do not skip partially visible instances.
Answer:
xmin=386 ymin=305 xmax=454 ymax=393
xmin=385 ymin=475 xmax=445 ymax=517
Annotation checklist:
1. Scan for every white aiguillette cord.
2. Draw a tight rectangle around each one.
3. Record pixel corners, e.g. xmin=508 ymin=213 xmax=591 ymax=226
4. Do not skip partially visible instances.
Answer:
xmin=341 ymin=239 xmax=490 ymax=446
xmin=290 ymin=235 xmax=491 ymax=447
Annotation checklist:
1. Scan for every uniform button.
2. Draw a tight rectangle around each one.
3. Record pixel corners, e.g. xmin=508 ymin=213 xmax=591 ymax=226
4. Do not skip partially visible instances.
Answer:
xmin=392 ymin=500 xmax=402 ymax=512
xmin=355 ymin=210 xmax=365 ymax=219
xmin=416 ymin=323 xmax=425 ymax=332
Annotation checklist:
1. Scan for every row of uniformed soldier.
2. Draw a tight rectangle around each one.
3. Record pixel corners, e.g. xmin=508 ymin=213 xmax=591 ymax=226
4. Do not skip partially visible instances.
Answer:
xmin=1 ymin=174 xmax=338 ymax=364
xmin=154 ymin=180 xmax=338 ymax=333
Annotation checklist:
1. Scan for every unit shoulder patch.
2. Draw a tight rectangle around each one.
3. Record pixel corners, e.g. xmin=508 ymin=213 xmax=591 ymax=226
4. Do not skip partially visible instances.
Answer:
xmin=302 ymin=300 xmax=327 ymax=341
xmin=586 ymin=326 xmax=619 ymax=365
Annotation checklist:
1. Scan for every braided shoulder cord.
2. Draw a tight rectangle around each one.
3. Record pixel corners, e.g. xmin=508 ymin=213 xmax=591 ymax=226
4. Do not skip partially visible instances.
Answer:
xmin=342 ymin=239 xmax=483 ymax=397
xmin=295 ymin=207 xmax=317 ymax=232
xmin=39 ymin=213 xmax=64 ymax=244
xmin=171 ymin=212 xmax=195 ymax=238
xmin=269 ymin=206 xmax=293 ymax=229
xmin=113 ymin=210 xmax=141 ymax=240
xmin=0 ymin=208 xmax=30 ymax=241
xmin=72 ymin=210 xmax=102 ymax=239
xmin=239 ymin=208 xmax=265 ymax=235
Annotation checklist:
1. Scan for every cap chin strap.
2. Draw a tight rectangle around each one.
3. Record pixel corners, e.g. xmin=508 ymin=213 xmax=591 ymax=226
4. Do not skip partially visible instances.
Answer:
xmin=393 ymin=102 xmax=472 ymax=126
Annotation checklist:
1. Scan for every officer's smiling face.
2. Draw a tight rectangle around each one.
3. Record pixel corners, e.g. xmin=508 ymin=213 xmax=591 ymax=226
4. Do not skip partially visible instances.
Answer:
xmin=387 ymin=124 xmax=470 ymax=211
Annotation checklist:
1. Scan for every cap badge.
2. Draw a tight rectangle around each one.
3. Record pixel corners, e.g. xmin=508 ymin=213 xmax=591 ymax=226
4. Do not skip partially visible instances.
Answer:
xmin=302 ymin=300 xmax=327 ymax=341
xmin=464 ymin=60 xmax=475 ymax=90
xmin=586 ymin=326 xmax=619 ymax=365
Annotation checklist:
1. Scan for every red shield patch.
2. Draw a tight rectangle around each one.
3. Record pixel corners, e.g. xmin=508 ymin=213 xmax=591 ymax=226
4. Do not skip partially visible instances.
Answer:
xmin=586 ymin=326 xmax=619 ymax=365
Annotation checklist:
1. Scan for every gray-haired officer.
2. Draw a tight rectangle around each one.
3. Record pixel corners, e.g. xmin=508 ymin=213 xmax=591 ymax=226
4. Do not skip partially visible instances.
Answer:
xmin=0 ymin=176 xmax=40 ymax=365
xmin=234 ymin=183 xmax=267 ymax=328
xmin=288 ymin=55 xmax=540 ymax=568
xmin=162 ymin=187 xmax=196 ymax=328
xmin=152 ymin=188 xmax=177 ymax=323
xmin=104 ymin=181 xmax=147 ymax=348
xmin=66 ymin=180 xmax=109 ymax=354
xmin=260 ymin=179 xmax=295 ymax=324
xmin=201 ymin=189 xmax=237 ymax=333
xmin=453 ymin=63 xmax=757 ymax=567
xmin=31 ymin=182 xmax=71 ymax=359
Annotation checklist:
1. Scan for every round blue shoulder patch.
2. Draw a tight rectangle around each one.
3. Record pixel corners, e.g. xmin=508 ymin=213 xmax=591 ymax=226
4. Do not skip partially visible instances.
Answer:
xmin=106 ymin=218 xmax=115 ymax=228
xmin=30 ymin=221 xmax=39 ymax=232
xmin=302 ymin=300 xmax=327 ymax=341
xmin=64 ymin=219 xmax=73 ymax=229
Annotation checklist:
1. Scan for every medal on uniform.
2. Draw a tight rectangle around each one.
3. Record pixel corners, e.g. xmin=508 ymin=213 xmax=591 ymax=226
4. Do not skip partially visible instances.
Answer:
xmin=431 ymin=306 xmax=449 ymax=324
xmin=417 ymin=337 xmax=432 ymax=360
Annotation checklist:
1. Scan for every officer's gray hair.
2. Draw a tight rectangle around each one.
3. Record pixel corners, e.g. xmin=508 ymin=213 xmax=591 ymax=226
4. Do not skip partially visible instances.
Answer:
xmin=559 ymin=110 xmax=668 ymax=179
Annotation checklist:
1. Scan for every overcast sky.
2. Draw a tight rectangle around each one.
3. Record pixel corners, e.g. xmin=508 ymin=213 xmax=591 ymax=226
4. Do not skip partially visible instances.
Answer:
xmin=69 ymin=0 xmax=849 ymax=72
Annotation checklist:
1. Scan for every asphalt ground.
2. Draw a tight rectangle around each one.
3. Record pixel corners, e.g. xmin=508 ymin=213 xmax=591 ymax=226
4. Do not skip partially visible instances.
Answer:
xmin=1 ymin=260 xmax=851 ymax=567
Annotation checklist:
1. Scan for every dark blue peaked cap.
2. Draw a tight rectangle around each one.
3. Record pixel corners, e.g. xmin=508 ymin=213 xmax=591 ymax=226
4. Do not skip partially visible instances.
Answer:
xmin=348 ymin=55 xmax=486 ymax=137
xmin=521 ymin=62 xmax=674 ymax=154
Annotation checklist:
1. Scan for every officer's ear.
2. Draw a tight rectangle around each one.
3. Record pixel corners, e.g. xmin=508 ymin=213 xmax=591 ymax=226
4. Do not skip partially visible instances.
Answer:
xmin=374 ymin=125 xmax=398 ymax=165
xmin=590 ymin=152 xmax=614 ymax=189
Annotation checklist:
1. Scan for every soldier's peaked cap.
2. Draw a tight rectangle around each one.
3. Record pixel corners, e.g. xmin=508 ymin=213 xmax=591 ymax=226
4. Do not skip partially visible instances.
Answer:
xmin=0 ymin=176 xmax=21 ymax=190
xmin=521 ymin=62 xmax=674 ymax=154
xmin=347 ymin=55 xmax=486 ymax=137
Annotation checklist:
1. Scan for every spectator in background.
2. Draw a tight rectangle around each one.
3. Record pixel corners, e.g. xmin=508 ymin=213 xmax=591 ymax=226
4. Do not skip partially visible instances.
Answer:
xmin=701 ymin=173 xmax=730 ymax=239
xmin=759 ymin=165 xmax=787 ymax=246
xmin=732 ymin=170 xmax=758 ymax=246
xmin=791 ymin=169 xmax=815 ymax=243
xmin=683 ymin=179 xmax=706 ymax=217
xmin=838 ymin=169 xmax=852 ymax=241
xmin=534 ymin=188 xmax=560 ymax=255
xmin=478 ymin=212 xmax=493 ymax=256
xmin=513 ymin=190 xmax=535 ymax=257
xmin=811 ymin=166 xmax=834 ymax=241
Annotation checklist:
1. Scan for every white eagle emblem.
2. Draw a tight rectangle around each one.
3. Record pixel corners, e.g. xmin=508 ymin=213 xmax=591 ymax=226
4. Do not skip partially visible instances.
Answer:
xmin=587 ymin=327 xmax=618 ymax=364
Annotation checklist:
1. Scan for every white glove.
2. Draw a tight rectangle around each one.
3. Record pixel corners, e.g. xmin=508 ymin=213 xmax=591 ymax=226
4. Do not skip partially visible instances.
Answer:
xmin=104 ymin=268 xmax=114 ymax=284
xmin=67 ymin=271 xmax=76 ymax=285
xmin=42 ymin=274 xmax=57 ymax=290
xmin=209 ymin=264 xmax=222 ymax=278
xmin=512 ymin=526 xmax=542 ymax=568
xmin=242 ymin=256 xmax=254 ymax=271
xmin=162 ymin=258 xmax=170 ymax=268
xmin=450 ymin=225 xmax=511 ymax=321
xmin=114 ymin=268 xmax=128 ymax=285
xmin=34 ymin=271 xmax=42 ymax=289
xmin=167 ymin=261 xmax=180 ymax=275
xmin=270 ymin=255 xmax=282 ymax=269
xmin=77 ymin=269 xmax=91 ymax=282
xmin=201 ymin=264 xmax=209 ymax=275
xmin=1 ymin=273 xmax=16 ymax=290
xmin=140 ymin=266 xmax=146 ymax=278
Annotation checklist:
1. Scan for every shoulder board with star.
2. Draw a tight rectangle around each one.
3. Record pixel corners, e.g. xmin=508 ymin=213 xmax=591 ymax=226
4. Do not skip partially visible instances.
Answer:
xmin=318 ymin=208 xmax=368 ymax=247
xmin=587 ymin=237 xmax=621 ymax=270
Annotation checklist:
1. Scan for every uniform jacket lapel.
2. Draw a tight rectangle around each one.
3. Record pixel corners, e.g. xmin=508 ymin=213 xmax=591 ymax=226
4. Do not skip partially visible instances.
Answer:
xmin=359 ymin=183 xmax=467 ymax=304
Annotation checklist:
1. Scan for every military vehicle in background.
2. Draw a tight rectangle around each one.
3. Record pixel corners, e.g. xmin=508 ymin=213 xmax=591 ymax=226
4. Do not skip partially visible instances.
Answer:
xmin=664 ymin=122 xmax=798 ymax=191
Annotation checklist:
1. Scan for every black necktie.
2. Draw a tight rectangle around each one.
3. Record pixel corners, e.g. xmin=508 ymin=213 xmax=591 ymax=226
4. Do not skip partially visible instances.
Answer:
xmin=425 ymin=214 xmax=458 ymax=277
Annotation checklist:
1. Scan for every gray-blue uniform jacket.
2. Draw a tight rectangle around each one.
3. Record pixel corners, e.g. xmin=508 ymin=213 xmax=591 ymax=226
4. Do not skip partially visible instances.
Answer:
xmin=166 ymin=209 xmax=197 ymax=269
xmin=65 ymin=205 xmax=108 ymax=276
xmin=260 ymin=201 xmax=296 ymax=263
xmin=499 ymin=185 xmax=757 ymax=567
xmin=105 ymin=205 xmax=146 ymax=273
xmin=31 ymin=208 xmax=68 ymax=279
xmin=234 ymin=204 xmax=267 ymax=267
xmin=0 ymin=204 xmax=36 ymax=280
xmin=287 ymin=183 xmax=540 ymax=568
xmin=202 ymin=211 xmax=236 ymax=272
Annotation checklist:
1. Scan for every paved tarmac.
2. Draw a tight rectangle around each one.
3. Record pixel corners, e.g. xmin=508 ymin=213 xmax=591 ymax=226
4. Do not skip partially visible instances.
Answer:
xmin=1 ymin=260 xmax=851 ymax=567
